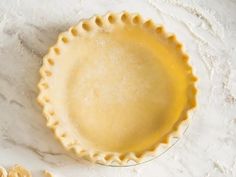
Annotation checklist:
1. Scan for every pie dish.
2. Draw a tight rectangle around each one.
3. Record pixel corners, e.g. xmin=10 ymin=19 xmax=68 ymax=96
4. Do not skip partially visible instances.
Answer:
xmin=38 ymin=12 xmax=197 ymax=165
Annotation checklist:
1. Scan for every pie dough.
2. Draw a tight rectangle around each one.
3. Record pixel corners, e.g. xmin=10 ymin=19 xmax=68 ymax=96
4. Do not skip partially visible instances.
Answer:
xmin=0 ymin=165 xmax=52 ymax=177
xmin=8 ymin=165 xmax=32 ymax=177
xmin=0 ymin=166 xmax=7 ymax=177
xmin=43 ymin=171 xmax=54 ymax=177
xmin=38 ymin=12 xmax=197 ymax=165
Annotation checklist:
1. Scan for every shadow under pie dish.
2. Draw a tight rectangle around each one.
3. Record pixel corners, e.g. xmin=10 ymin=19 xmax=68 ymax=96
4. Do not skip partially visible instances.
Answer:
xmin=38 ymin=12 xmax=197 ymax=165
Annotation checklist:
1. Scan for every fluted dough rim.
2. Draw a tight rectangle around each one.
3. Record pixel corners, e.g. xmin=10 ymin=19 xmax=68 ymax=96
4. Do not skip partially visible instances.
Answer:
xmin=37 ymin=11 xmax=197 ymax=165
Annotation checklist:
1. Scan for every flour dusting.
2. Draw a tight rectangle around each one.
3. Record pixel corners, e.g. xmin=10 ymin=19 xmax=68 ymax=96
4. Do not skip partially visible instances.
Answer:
xmin=162 ymin=0 xmax=225 ymax=39
xmin=0 ymin=0 xmax=236 ymax=176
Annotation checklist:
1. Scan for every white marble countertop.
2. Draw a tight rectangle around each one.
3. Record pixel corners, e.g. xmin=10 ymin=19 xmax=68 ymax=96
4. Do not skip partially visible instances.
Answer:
xmin=0 ymin=0 xmax=236 ymax=176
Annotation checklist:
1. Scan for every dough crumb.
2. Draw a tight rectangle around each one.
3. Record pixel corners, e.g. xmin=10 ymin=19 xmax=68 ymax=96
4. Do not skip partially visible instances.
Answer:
xmin=0 ymin=166 xmax=7 ymax=177
xmin=43 ymin=170 xmax=54 ymax=177
xmin=8 ymin=165 xmax=32 ymax=177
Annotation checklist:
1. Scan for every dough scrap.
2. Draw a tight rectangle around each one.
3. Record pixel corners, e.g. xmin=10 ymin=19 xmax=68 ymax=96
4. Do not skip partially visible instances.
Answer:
xmin=0 ymin=167 xmax=7 ymax=177
xmin=8 ymin=165 xmax=32 ymax=177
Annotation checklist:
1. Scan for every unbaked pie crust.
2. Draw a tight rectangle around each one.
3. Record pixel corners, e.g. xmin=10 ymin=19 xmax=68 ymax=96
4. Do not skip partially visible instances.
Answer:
xmin=38 ymin=12 xmax=197 ymax=165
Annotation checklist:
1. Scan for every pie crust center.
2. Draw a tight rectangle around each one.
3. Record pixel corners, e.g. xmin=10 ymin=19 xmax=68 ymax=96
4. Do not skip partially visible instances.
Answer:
xmin=38 ymin=12 xmax=197 ymax=164
xmin=50 ymin=26 xmax=188 ymax=153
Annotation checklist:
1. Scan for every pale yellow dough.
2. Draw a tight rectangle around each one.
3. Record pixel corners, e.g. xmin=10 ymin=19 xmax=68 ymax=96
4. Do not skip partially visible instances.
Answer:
xmin=0 ymin=167 xmax=7 ymax=177
xmin=43 ymin=171 xmax=54 ymax=177
xmin=51 ymin=26 xmax=188 ymax=152
xmin=8 ymin=165 xmax=31 ymax=177
xmin=38 ymin=12 xmax=197 ymax=164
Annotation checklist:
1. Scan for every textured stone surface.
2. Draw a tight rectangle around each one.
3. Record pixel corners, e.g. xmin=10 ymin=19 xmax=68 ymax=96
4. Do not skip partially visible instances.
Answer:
xmin=0 ymin=0 xmax=236 ymax=176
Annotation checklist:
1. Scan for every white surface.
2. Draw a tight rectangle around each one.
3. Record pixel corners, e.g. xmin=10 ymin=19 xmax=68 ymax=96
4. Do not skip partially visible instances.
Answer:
xmin=0 ymin=0 xmax=236 ymax=176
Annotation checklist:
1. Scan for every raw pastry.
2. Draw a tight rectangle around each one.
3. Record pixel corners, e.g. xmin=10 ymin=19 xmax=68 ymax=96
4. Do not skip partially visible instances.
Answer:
xmin=38 ymin=12 xmax=197 ymax=165
xmin=8 ymin=165 xmax=31 ymax=177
